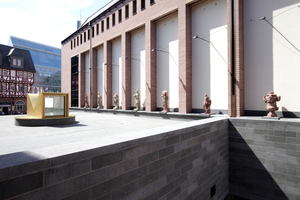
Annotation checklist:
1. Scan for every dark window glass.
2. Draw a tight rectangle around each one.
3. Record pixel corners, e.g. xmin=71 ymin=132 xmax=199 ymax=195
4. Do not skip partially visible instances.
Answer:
xmin=112 ymin=13 xmax=115 ymax=26
xmin=71 ymin=41 xmax=72 ymax=50
xmin=125 ymin=5 xmax=129 ymax=18
xmin=84 ymin=32 xmax=86 ymax=42
xmin=133 ymin=0 xmax=137 ymax=15
xmin=88 ymin=29 xmax=90 ymax=40
xmin=118 ymin=9 xmax=122 ymax=22
xmin=107 ymin=17 xmax=110 ymax=29
xmin=141 ymin=0 xmax=145 ymax=10
xmin=80 ymin=34 xmax=82 ymax=44
xmin=101 ymin=20 xmax=104 ymax=32
xmin=150 ymin=0 xmax=155 ymax=4
xmin=92 ymin=26 xmax=95 ymax=38
xmin=96 ymin=23 xmax=99 ymax=35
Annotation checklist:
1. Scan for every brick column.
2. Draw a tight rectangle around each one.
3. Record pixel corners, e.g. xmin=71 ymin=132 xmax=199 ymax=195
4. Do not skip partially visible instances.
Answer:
xmin=92 ymin=48 xmax=98 ymax=108
xmin=178 ymin=2 xmax=192 ymax=114
xmin=104 ymin=41 xmax=112 ymax=109
xmin=227 ymin=0 xmax=244 ymax=117
xmin=122 ymin=32 xmax=131 ymax=110
xmin=145 ymin=21 xmax=157 ymax=111
xmin=79 ymin=53 xmax=85 ymax=108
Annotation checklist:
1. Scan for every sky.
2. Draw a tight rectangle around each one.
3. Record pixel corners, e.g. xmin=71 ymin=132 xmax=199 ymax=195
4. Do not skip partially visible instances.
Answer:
xmin=0 ymin=0 xmax=112 ymax=48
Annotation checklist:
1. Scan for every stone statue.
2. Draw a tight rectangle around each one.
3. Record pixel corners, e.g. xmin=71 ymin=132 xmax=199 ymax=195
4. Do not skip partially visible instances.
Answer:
xmin=113 ymin=93 xmax=119 ymax=109
xmin=263 ymin=91 xmax=281 ymax=117
xmin=203 ymin=94 xmax=211 ymax=114
xmin=84 ymin=93 xmax=89 ymax=108
xmin=97 ymin=92 xmax=102 ymax=108
xmin=134 ymin=90 xmax=140 ymax=111
xmin=161 ymin=90 xmax=170 ymax=112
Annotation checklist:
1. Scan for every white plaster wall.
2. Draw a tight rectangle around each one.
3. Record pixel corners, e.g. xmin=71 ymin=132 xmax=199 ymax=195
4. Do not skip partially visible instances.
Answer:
xmin=112 ymin=38 xmax=122 ymax=107
xmin=131 ymin=28 xmax=146 ymax=108
xmin=156 ymin=14 xmax=179 ymax=109
xmin=192 ymin=0 xmax=228 ymax=111
xmin=85 ymin=52 xmax=90 ymax=97
xmin=244 ymin=0 xmax=300 ymax=111
xmin=97 ymin=46 xmax=104 ymax=97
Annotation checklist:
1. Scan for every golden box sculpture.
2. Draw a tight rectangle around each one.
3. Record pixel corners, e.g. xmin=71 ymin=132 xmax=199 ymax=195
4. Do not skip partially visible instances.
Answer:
xmin=15 ymin=92 xmax=75 ymax=126
xmin=27 ymin=92 xmax=69 ymax=118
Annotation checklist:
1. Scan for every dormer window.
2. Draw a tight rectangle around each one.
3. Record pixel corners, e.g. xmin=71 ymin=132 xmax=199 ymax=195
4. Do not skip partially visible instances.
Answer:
xmin=11 ymin=57 xmax=23 ymax=68
xmin=0 ymin=52 xmax=2 ymax=65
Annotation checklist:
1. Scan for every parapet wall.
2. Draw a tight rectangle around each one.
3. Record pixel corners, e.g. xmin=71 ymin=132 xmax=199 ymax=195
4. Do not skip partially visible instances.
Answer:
xmin=0 ymin=118 xmax=228 ymax=200
xmin=229 ymin=118 xmax=300 ymax=200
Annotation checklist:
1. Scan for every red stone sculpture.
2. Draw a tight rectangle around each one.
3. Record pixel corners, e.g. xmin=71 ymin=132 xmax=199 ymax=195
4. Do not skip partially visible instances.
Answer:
xmin=84 ymin=93 xmax=89 ymax=108
xmin=161 ymin=90 xmax=170 ymax=112
xmin=263 ymin=91 xmax=281 ymax=117
xmin=203 ymin=94 xmax=211 ymax=114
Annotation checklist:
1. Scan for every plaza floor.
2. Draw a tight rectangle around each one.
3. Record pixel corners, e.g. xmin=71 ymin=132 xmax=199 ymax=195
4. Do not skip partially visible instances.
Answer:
xmin=0 ymin=111 xmax=194 ymax=168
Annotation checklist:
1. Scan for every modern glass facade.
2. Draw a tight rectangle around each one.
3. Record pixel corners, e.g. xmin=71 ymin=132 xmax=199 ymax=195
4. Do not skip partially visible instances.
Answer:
xmin=8 ymin=36 xmax=61 ymax=93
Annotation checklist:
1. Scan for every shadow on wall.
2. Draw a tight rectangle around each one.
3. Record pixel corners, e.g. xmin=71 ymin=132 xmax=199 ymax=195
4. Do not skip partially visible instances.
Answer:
xmin=281 ymin=106 xmax=298 ymax=118
xmin=228 ymin=122 xmax=288 ymax=200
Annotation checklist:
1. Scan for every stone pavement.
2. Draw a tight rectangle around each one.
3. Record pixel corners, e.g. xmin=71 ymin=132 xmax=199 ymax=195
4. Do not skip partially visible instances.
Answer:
xmin=0 ymin=111 xmax=191 ymax=168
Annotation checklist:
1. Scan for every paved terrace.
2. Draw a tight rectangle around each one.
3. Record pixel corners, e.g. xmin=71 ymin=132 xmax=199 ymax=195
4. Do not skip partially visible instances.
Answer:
xmin=0 ymin=110 xmax=208 ymax=169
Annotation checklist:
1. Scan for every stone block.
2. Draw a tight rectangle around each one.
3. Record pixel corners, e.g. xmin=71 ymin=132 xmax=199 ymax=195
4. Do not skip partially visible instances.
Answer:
xmin=159 ymin=146 xmax=174 ymax=159
xmin=138 ymin=151 xmax=158 ymax=166
xmin=123 ymin=166 xmax=147 ymax=184
xmin=0 ymin=172 xmax=43 ymax=199
xmin=166 ymin=135 xmax=180 ymax=146
xmin=148 ymin=158 xmax=165 ymax=173
xmin=112 ymin=180 xmax=139 ymax=199
xmin=90 ymin=175 xmax=123 ymax=199
xmin=91 ymin=151 xmax=123 ymax=170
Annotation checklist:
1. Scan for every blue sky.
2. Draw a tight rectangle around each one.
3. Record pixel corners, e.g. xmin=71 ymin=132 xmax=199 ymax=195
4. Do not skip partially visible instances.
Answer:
xmin=0 ymin=0 xmax=111 ymax=48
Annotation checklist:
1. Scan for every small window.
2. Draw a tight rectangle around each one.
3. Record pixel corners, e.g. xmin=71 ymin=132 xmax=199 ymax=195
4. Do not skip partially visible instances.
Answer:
xmin=107 ymin=17 xmax=110 ymax=29
xmin=92 ymin=26 xmax=95 ymax=38
xmin=80 ymin=34 xmax=82 ymax=44
xmin=15 ymin=100 xmax=25 ymax=111
xmin=88 ymin=30 xmax=90 ymax=40
xmin=24 ymin=84 xmax=28 ymax=93
xmin=19 ymin=84 xmax=23 ymax=92
xmin=112 ymin=13 xmax=115 ymax=26
xmin=0 ymin=69 xmax=2 ymax=76
xmin=17 ymin=59 xmax=21 ymax=66
xmin=77 ymin=36 xmax=79 ymax=46
xmin=101 ymin=20 xmax=104 ymax=32
xmin=2 ymin=83 xmax=6 ymax=91
xmin=133 ymin=0 xmax=137 ymax=15
xmin=141 ymin=0 xmax=146 ymax=10
xmin=125 ymin=5 xmax=129 ymax=18
xmin=13 ymin=58 xmax=16 ymax=66
xmin=11 ymin=70 xmax=16 ymax=77
xmin=96 ymin=23 xmax=99 ymax=35
xmin=74 ymin=39 xmax=76 ymax=48
xmin=10 ymin=83 xmax=15 ymax=92
xmin=24 ymin=71 xmax=27 ymax=78
xmin=18 ymin=71 xmax=23 ymax=78
xmin=150 ymin=0 xmax=155 ymax=5
xmin=3 ymin=69 xmax=7 ymax=77
xmin=28 ymin=72 xmax=33 ymax=79
xmin=118 ymin=9 xmax=122 ymax=23
xmin=84 ymin=32 xmax=86 ymax=42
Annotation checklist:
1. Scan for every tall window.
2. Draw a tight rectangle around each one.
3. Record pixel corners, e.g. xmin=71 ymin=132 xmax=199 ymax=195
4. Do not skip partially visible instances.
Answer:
xmin=112 ymin=13 xmax=116 ymax=26
xmin=24 ymin=71 xmax=27 ymax=78
xmin=13 ymin=58 xmax=16 ymax=66
xmin=141 ymin=0 xmax=146 ymax=10
xmin=118 ymin=9 xmax=122 ymax=22
xmin=133 ymin=0 xmax=137 ymax=15
xmin=19 ymin=84 xmax=23 ymax=92
xmin=92 ymin=26 xmax=95 ymax=38
xmin=2 ymin=83 xmax=6 ymax=91
xmin=125 ymin=5 xmax=129 ymax=18
xmin=10 ymin=83 xmax=15 ymax=91
xmin=71 ymin=40 xmax=73 ymax=49
xmin=96 ymin=23 xmax=99 ymax=35
xmin=84 ymin=32 xmax=86 ymax=42
xmin=17 ymin=59 xmax=21 ymax=66
xmin=77 ymin=36 xmax=79 ymax=46
xmin=88 ymin=29 xmax=90 ymax=40
xmin=3 ymin=69 xmax=7 ymax=77
xmin=80 ymin=34 xmax=82 ymax=44
xmin=101 ymin=20 xmax=104 ymax=32
xmin=11 ymin=70 xmax=15 ymax=77
xmin=24 ymin=84 xmax=28 ymax=93
xmin=107 ymin=17 xmax=110 ymax=29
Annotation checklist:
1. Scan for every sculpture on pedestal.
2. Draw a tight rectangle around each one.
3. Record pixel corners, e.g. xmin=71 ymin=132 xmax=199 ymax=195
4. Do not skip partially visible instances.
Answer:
xmin=97 ymin=92 xmax=102 ymax=108
xmin=84 ymin=93 xmax=89 ymax=108
xmin=263 ymin=91 xmax=281 ymax=117
xmin=161 ymin=90 xmax=170 ymax=112
xmin=113 ymin=93 xmax=119 ymax=109
xmin=203 ymin=94 xmax=212 ymax=114
xmin=134 ymin=90 xmax=140 ymax=111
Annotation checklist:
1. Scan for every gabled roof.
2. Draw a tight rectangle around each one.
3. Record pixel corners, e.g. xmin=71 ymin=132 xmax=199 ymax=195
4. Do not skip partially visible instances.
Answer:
xmin=0 ymin=44 xmax=36 ymax=72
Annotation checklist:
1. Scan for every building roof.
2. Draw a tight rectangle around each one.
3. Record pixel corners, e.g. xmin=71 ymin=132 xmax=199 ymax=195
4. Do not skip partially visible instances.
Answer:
xmin=61 ymin=0 xmax=123 ymax=45
xmin=0 ymin=44 xmax=36 ymax=72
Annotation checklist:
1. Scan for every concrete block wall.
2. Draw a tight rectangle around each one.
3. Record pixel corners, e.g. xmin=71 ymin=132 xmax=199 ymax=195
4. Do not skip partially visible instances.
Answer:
xmin=0 ymin=118 xmax=228 ymax=200
xmin=229 ymin=118 xmax=300 ymax=200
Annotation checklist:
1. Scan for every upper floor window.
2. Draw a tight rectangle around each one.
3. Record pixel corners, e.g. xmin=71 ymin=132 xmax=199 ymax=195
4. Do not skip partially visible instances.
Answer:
xmin=11 ymin=70 xmax=16 ymax=77
xmin=28 ymin=72 xmax=33 ymax=79
xmin=80 ymin=34 xmax=83 ymax=44
xmin=24 ymin=71 xmax=27 ymax=79
xmin=150 ymin=0 xmax=155 ymax=5
xmin=125 ymin=4 xmax=129 ymax=19
xmin=141 ymin=0 xmax=146 ymax=10
xmin=101 ymin=20 xmax=104 ymax=32
xmin=84 ymin=32 xmax=86 ymax=42
xmin=3 ymin=69 xmax=8 ymax=77
xmin=88 ymin=29 xmax=90 ymax=40
xmin=92 ymin=26 xmax=95 ymax=38
xmin=107 ymin=17 xmax=110 ymax=29
xmin=112 ymin=13 xmax=116 ymax=26
xmin=133 ymin=0 xmax=137 ymax=15
xmin=96 ymin=24 xmax=99 ymax=35
xmin=118 ymin=9 xmax=122 ymax=23
xmin=71 ymin=41 xmax=73 ymax=49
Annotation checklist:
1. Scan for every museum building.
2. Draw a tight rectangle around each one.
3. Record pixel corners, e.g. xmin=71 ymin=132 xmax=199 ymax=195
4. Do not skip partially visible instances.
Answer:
xmin=61 ymin=0 xmax=300 ymax=117
xmin=0 ymin=44 xmax=35 ymax=114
